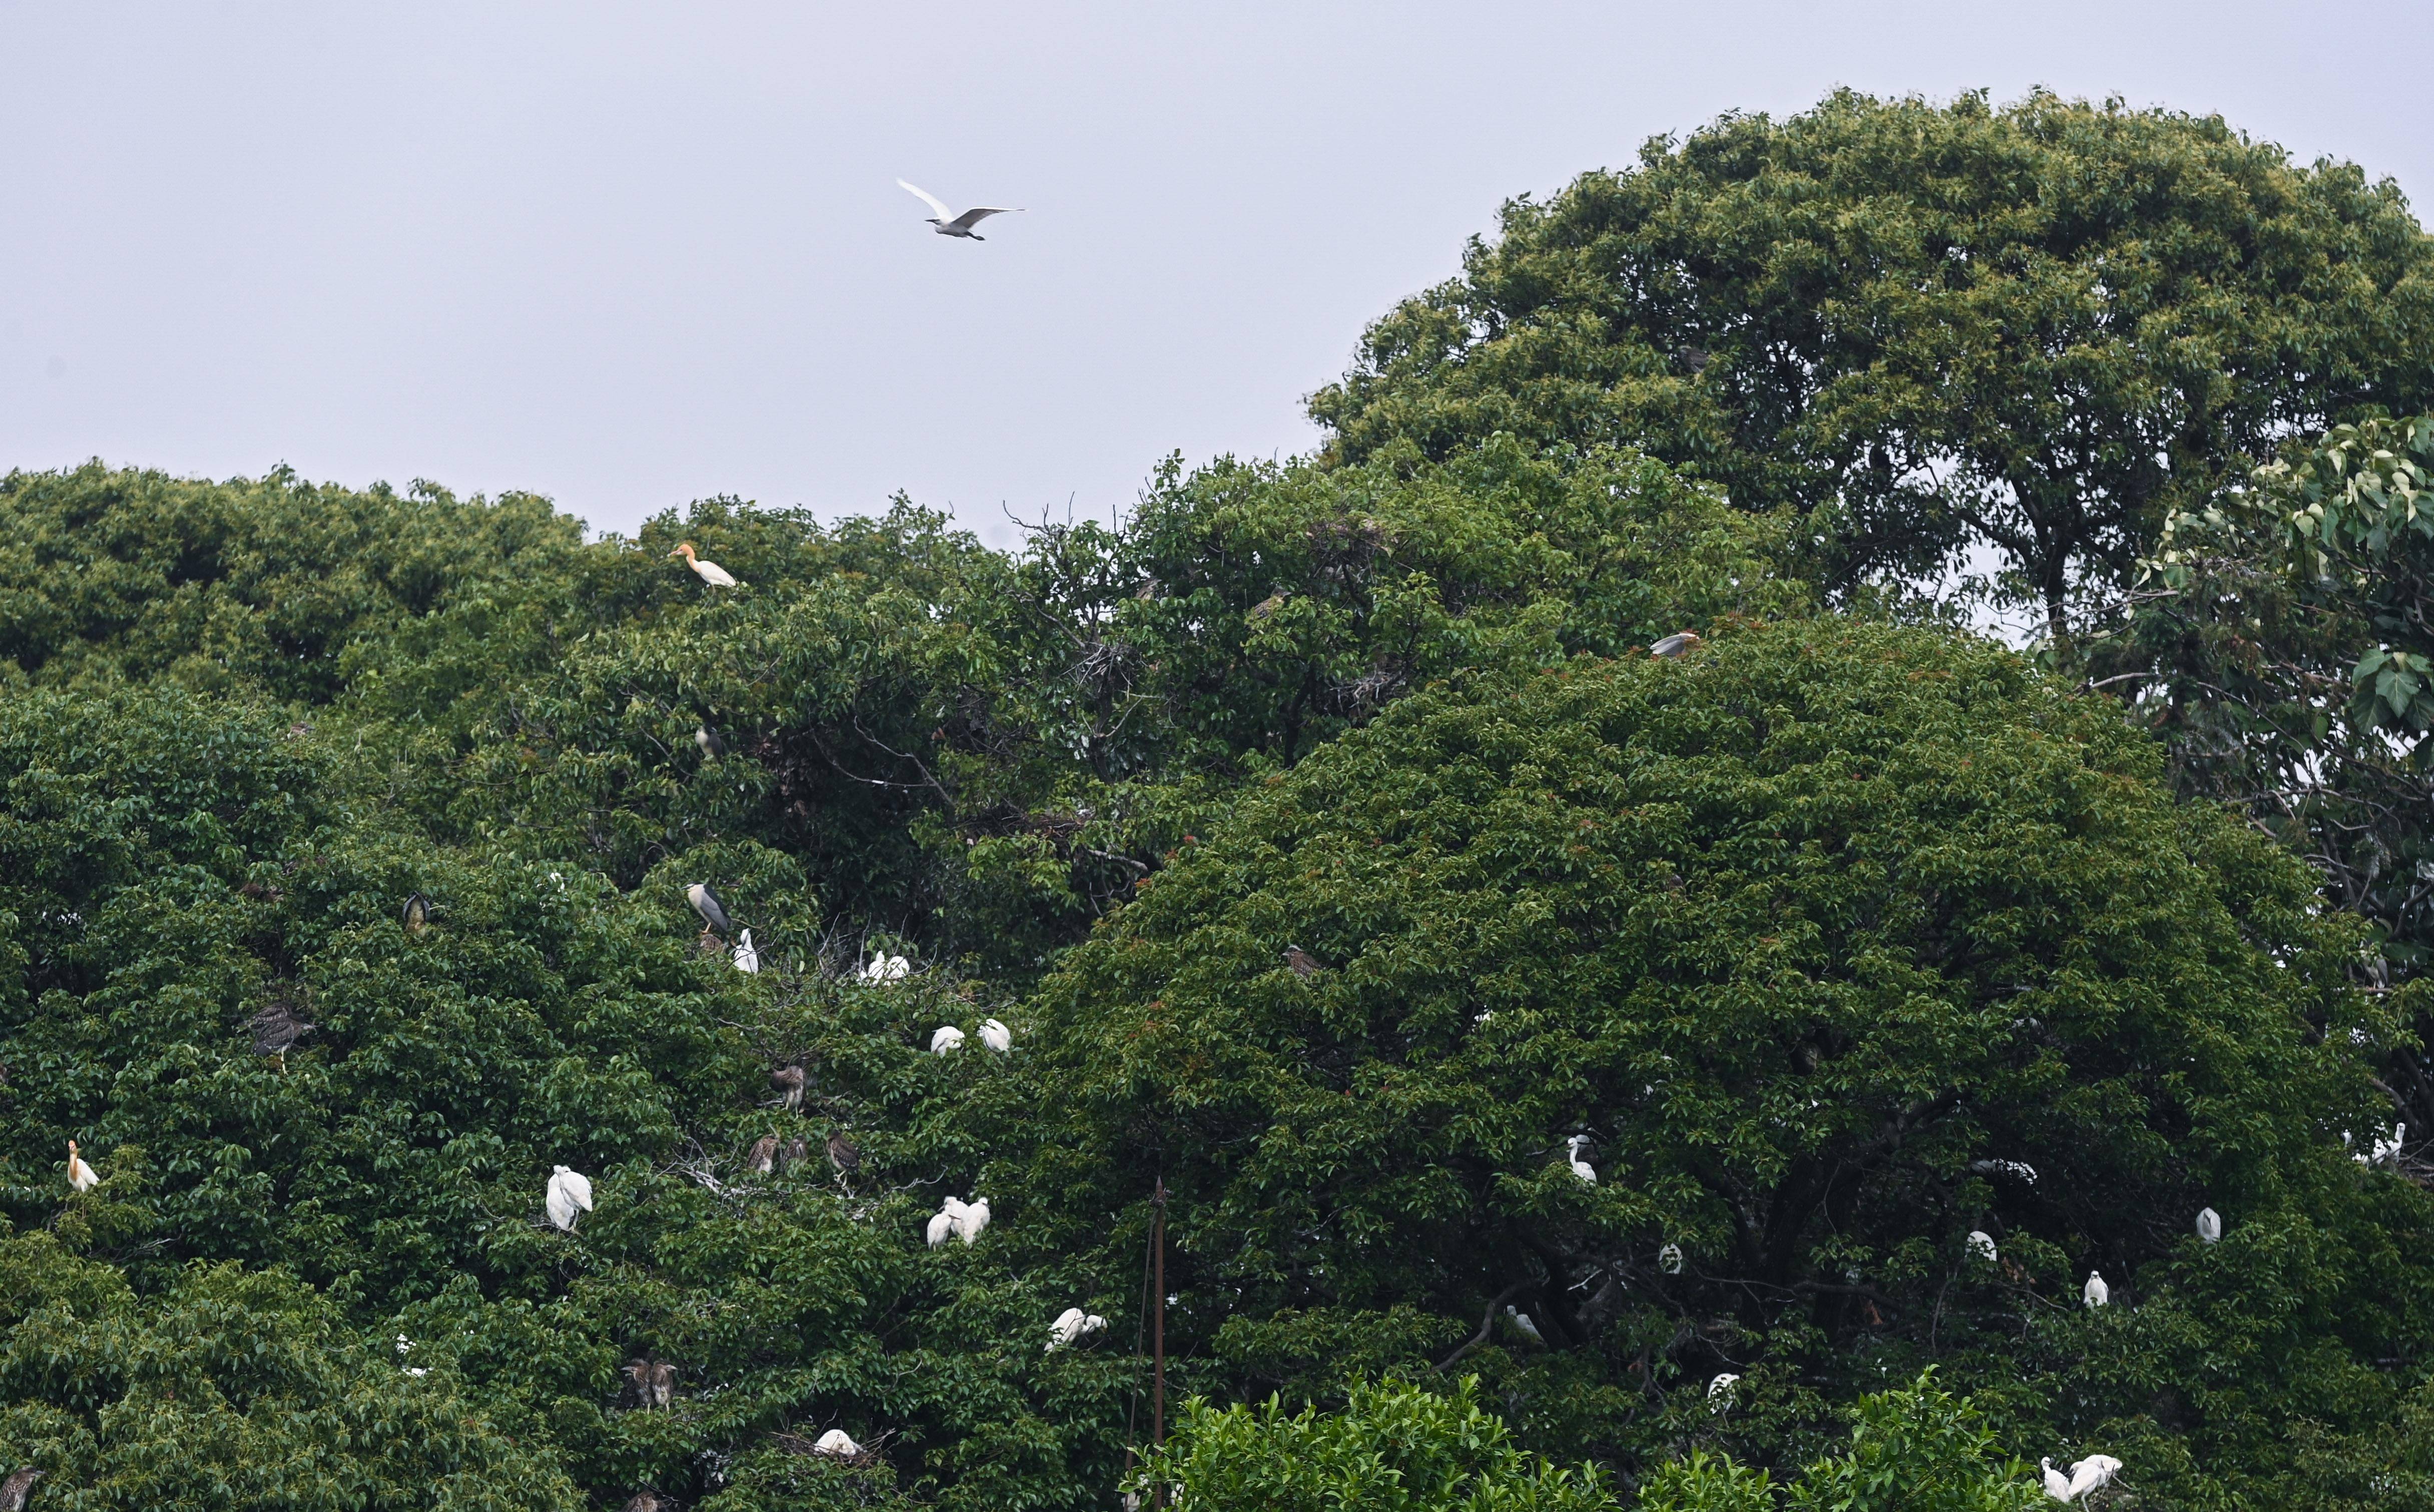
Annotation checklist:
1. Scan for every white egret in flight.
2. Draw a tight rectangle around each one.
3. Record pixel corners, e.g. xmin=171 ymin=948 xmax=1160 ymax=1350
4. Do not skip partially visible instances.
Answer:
xmin=980 ymin=1019 xmax=1012 ymax=1054
xmin=1046 ymin=1306 xmax=1108 ymax=1351
xmin=930 ymin=1026 xmax=966 ymax=1055
xmin=897 ymin=180 xmax=1022 ymax=239
xmin=670 ymin=542 xmax=739 ymax=587
xmin=66 ymin=1140 xmax=98 ymax=1193
xmin=733 ymin=929 xmax=761 ymax=974
xmin=686 ymin=883 xmax=734 ymax=938
xmin=2082 ymin=1272 xmax=2108 ymax=1308
xmin=546 ymin=1166 xmax=594 ymax=1231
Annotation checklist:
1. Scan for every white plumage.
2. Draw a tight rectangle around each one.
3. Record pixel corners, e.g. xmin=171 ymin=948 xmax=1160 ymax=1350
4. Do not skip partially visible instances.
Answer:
xmin=2042 ymin=1453 xmax=2122 ymax=1502
xmin=2195 ymin=1207 xmax=2221 ymax=1244
xmin=897 ymin=179 xmax=1023 ymax=239
xmin=1708 ymin=1373 xmax=1740 ymax=1410
xmin=979 ymin=1018 xmax=1012 ymax=1054
xmin=1046 ymin=1306 xmax=1108 ymax=1352
xmin=813 ymin=1428 xmax=861 ymax=1458
xmin=864 ymin=953 xmax=911 ymax=984
xmin=1565 ymin=1134 xmax=1597 ymax=1186
xmin=671 ymin=542 xmax=739 ymax=587
xmin=1658 ymin=1243 xmax=1684 ymax=1275
xmin=930 ymin=1025 xmax=966 ymax=1055
xmin=2081 ymin=1271 xmax=2108 ymax=1308
xmin=1967 ymin=1230 xmax=1997 ymax=1263
xmin=1504 ymin=1304 xmax=1543 ymax=1344
xmin=733 ymin=929 xmax=760 ymax=974
xmin=926 ymin=1199 xmax=962 ymax=1247
xmin=66 ymin=1139 xmax=99 ymax=1193
xmin=958 ymin=1197 xmax=990 ymax=1244
xmin=547 ymin=1166 xmax=595 ymax=1231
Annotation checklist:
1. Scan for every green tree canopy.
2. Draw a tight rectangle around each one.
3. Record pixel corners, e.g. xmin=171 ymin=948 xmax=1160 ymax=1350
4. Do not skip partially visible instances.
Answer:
xmin=1310 ymin=89 xmax=2434 ymax=633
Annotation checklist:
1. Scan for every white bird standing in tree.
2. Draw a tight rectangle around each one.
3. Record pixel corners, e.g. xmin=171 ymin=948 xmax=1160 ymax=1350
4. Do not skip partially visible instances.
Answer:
xmin=979 ymin=1018 xmax=1012 ymax=1054
xmin=2042 ymin=1453 xmax=2123 ymax=1502
xmin=547 ymin=1166 xmax=594 ymax=1231
xmin=66 ymin=1140 xmax=99 ymax=1193
xmin=1046 ymin=1306 xmax=1108 ymax=1351
xmin=813 ymin=1428 xmax=861 ymax=1458
xmin=733 ymin=929 xmax=760 ymax=974
xmin=897 ymin=180 xmax=1022 ymax=240
xmin=670 ymin=542 xmax=739 ymax=587
xmin=2082 ymin=1271 xmax=2109 ymax=1308
xmin=1565 ymin=1134 xmax=1597 ymax=1186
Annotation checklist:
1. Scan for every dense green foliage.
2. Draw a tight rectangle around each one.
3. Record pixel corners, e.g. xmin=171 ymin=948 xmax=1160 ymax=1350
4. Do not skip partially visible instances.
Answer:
xmin=1310 ymin=89 xmax=2434 ymax=631
xmin=7 ymin=87 xmax=2434 ymax=1511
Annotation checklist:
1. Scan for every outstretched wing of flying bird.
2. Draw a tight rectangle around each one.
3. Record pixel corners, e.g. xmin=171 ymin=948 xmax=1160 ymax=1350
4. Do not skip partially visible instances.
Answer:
xmin=897 ymin=179 xmax=954 ymax=220
xmin=947 ymin=206 xmax=1019 ymax=231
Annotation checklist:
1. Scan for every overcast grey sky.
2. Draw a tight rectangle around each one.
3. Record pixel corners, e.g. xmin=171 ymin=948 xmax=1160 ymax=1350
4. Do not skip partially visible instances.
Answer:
xmin=4 ymin=2 xmax=2426 ymax=548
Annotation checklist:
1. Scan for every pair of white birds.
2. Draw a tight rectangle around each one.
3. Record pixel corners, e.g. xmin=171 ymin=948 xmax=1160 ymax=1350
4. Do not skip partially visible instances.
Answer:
xmin=926 ymin=1195 xmax=991 ymax=1245
xmin=2042 ymin=1454 xmax=2123 ymax=1502
xmin=931 ymin=1020 xmax=1011 ymax=1055
xmin=547 ymin=1166 xmax=595 ymax=1231
xmin=1046 ymin=1306 xmax=1108 ymax=1352
xmin=863 ymin=954 xmax=912 ymax=984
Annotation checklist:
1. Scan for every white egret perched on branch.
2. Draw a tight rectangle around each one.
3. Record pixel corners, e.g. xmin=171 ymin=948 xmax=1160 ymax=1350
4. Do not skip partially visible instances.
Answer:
xmin=1046 ymin=1306 xmax=1108 ymax=1352
xmin=897 ymin=179 xmax=1022 ymax=240
xmin=927 ymin=1197 xmax=966 ymax=1247
xmin=864 ymin=953 xmax=911 ymax=984
xmin=930 ymin=1026 xmax=966 ymax=1055
xmin=686 ymin=883 xmax=734 ymax=938
xmin=2196 ymin=1207 xmax=2222 ymax=1244
xmin=979 ymin=1018 xmax=1012 ymax=1054
xmin=1565 ymin=1134 xmax=1597 ymax=1186
xmin=2042 ymin=1453 xmax=2122 ymax=1502
xmin=813 ymin=1428 xmax=861 ymax=1458
xmin=670 ymin=542 xmax=739 ymax=587
xmin=958 ymin=1197 xmax=990 ymax=1243
xmin=1708 ymin=1373 xmax=1740 ymax=1410
xmin=733 ymin=929 xmax=760 ymax=974
xmin=66 ymin=1140 xmax=98 ymax=1193
xmin=1967 ymin=1230 xmax=1998 ymax=1264
xmin=1503 ymin=1305 xmax=1544 ymax=1345
xmin=2082 ymin=1272 xmax=2109 ymax=1308
xmin=546 ymin=1166 xmax=594 ymax=1231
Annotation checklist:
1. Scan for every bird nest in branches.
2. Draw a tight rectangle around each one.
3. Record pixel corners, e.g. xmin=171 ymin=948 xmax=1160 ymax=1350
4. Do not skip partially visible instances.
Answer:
xmin=771 ymin=1427 xmax=891 ymax=1469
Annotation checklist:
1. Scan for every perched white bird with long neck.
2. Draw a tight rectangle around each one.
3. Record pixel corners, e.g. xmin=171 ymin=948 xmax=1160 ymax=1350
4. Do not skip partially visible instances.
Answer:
xmin=2082 ymin=1271 xmax=2109 ymax=1308
xmin=957 ymin=1197 xmax=990 ymax=1243
xmin=733 ymin=929 xmax=760 ymax=974
xmin=927 ymin=1196 xmax=967 ymax=1247
xmin=930 ymin=1025 xmax=966 ymax=1055
xmin=670 ymin=542 xmax=738 ymax=587
xmin=979 ymin=1019 xmax=1012 ymax=1054
xmin=1503 ymin=1304 xmax=1543 ymax=1344
xmin=1565 ymin=1134 xmax=1597 ymax=1186
xmin=1046 ymin=1306 xmax=1108 ymax=1352
xmin=546 ymin=1166 xmax=594 ymax=1231
xmin=897 ymin=180 xmax=1022 ymax=239
xmin=66 ymin=1140 xmax=99 ymax=1193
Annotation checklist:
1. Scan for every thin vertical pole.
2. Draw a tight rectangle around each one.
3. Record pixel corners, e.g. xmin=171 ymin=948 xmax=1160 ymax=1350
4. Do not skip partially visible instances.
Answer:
xmin=1152 ymin=1177 xmax=1168 ymax=1509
